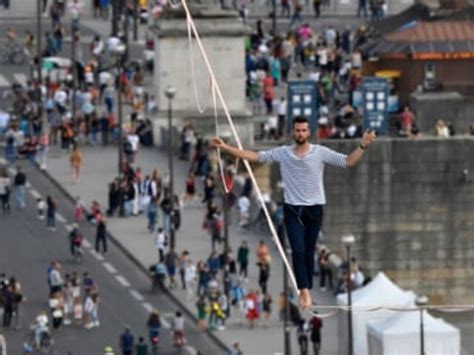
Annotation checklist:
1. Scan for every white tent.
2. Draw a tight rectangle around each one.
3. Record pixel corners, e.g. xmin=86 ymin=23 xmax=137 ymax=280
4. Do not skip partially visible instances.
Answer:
xmin=336 ymin=272 xmax=416 ymax=355
xmin=367 ymin=311 xmax=461 ymax=355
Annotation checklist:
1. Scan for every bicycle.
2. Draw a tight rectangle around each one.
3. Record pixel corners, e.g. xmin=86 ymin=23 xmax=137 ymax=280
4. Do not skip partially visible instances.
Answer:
xmin=0 ymin=42 xmax=28 ymax=65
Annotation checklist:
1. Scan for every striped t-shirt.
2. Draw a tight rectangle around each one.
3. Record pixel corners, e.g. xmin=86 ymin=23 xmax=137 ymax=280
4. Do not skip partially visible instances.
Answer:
xmin=258 ymin=144 xmax=347 ymax=205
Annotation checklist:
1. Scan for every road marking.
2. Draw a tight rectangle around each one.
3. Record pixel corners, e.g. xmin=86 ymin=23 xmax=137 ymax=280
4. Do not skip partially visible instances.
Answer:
xmin=142 ymin=302 xmax=154 ymax=313
xmin=0 ymin=157 xmax=6 ymax=164
xmin=102 ymin=262 xmax=117 ymax=274
xmin=65 ymin=225 xmax=73 ymax=232
xmin=184 ymin=346 xmax=198 ymax=355
xmin=55 ymin=213 xmax=66 ymax=223
xmin=161 ymin=317 xmax=171 ymax=329
xmin=115 ymin=275 xmax=130 ymax=287
xmin=28 ymin=188 xmax=41 ymax=199
xmin=82 ymin=239 xmax=91 ymax=248
xmin=13 ymin=73 xmax=28 ymax=86
xmin=129 ymin=289 xmax=144 ymax=301
xmin=7 ymin=167 xmax=15 ymax=175
xmin=25 ymin=182 xmax=31 ymax=188
xmin=0 ymin=74 xmax=9 ymax=87
xmin=90 ymin=249 xmax=104 ymax=261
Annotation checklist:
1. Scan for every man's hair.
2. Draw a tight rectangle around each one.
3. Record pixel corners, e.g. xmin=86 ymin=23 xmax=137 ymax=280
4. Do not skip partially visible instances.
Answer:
xmin=293 ymin=116 xmax=309 ymax=127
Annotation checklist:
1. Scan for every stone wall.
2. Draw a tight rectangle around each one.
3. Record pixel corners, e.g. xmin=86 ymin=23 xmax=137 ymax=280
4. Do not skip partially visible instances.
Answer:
xmin=262 ymin=137 xmax=474 ymax=303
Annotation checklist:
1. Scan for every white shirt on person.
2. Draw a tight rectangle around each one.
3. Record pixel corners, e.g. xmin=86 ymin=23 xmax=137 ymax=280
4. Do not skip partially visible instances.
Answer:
xmin=258 ymin=144 xmax=347 ymax=205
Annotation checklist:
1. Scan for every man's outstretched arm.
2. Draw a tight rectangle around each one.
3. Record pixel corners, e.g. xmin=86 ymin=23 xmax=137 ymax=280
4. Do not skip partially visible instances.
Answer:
xmin=210 ymin=137 xmax=260 ymax=162
xmin=346 ymin=130 xmax=376 ymax=168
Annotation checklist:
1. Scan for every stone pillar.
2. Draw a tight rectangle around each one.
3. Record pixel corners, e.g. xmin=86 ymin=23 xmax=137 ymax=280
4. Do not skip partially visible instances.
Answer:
xmin=151 ymin=15 xmax=252 ymax=146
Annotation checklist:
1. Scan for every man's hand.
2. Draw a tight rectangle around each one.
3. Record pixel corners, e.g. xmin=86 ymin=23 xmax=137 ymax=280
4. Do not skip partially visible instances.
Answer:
xmin=361 ymin=130 xmax=376 ymax=148
xmin=210 ymin=137 xmax=226 ymax=149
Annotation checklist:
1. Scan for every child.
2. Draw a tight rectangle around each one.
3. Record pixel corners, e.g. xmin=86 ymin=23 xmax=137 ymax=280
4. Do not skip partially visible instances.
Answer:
xmin=37 ymin=197 xmax=46 ymax=220
xmin=73 ymin=297 xmax=83 ymax=325
xmin=172 ymin=311 xmax=185 ymax=347
xmin=75 ymin=196 xmax=85 ymax=222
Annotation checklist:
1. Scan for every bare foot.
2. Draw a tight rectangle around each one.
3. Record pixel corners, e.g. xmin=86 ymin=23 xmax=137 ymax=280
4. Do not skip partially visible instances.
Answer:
xmin=299 ymin=289 xmax=312 ymax=309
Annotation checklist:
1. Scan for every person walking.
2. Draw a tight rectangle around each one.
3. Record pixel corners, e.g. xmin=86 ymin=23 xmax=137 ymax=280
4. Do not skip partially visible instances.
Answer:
xmin=172 ymin=311 xmax=185 ymax=347
xmin=165 ymin=248 xmax=178 ymax=289
xmin=95 ymin=215 xmax=108 ymax=254
xmin=309 ymin=314 xmax=323 ymax=355
xmin=46 ymin=196 xmax=57 ymax=231
xmin=155 ymin=227 xmax=167 ymax=262
xmin=211 ymin=116 xmax=376 ymax=308
xmin=237 ymin=241 xmax=249 ymax=279
xmin=70 ymin=145 xmax=83 ymax=183
xmin=119 ymin=327 xmax=134 ymax=355
xmin=0 ymin=170 xmax=11 ymax=213
xmin=13 ymin=167 xmax=27 ymax=209
xmin=135 ymin=337 xmax=148 ymax=355
xmin=257 ymin=260 xmax=271 ymax=294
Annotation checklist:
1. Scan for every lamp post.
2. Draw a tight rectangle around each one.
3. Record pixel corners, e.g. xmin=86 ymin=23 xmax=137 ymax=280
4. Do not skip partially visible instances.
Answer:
xmin=276 ymin=182 xmax=291 ymax=355
xmin=71 ymin=28 xmax=77 ymax=135
xmin=221 ymin=165 xmax=232 ymax=314
xmin=165 ymin=85 xmax=176 ymax=249
xmin=112 ymin=43 xmax=127 ymax=177
xmin=342 ymin=234 xmax=356 ymax=355
xmin=133 ymin=0 xmax=138 ymax=41
xmin=416 ymin=295 xmax=429 ymax=355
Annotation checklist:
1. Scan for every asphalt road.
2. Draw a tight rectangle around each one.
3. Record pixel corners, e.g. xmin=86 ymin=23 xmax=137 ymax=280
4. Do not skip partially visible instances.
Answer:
xmin=0 ymin=158 xmax=225 ymax=355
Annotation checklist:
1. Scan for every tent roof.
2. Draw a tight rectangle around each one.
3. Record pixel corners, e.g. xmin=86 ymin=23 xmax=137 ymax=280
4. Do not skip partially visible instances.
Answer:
xmin=337 ymin=272 xmax=415 ymax=306
xmin=368 ymin=311 xmax=460 ymax=338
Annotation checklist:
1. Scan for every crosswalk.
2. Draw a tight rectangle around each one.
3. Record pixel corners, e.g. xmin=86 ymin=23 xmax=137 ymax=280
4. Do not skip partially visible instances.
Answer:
xmin=0 ymin=71 xmax=29 ymax=89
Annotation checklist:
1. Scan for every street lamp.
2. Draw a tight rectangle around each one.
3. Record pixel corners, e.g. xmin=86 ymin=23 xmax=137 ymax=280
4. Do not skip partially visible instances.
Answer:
xmin=342 ymin=234 xmax=356 ymax=355
xmin=112 ymin=43 xmax=127 ymax=177
xmin=276 ymin=181 xmax=291 ymax=355
xmin=165 ymin=85 xmax=176 ymax=249
xmin=416 ymin=295 xmax=429 ymax=355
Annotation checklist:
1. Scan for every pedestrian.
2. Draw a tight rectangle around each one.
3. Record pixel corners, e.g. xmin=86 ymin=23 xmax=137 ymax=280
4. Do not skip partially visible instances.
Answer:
xmin=49 ymin=291 xmax=64 ymax=329
xmin=135 ymin=336 xmax=148 ymax=355
xmin=75 ymin=196 xmax=85 ymax=222
xmin=229 ymin=342 xmax=243 ymax=355
xmin=95 ymin=215 xmax=108 ymax=254
xmin=155 ymin=227 xmax=167 ymax=262
xmin=48 ymin=261 xmax=63 ymax=295
xmin=165 ymin=248 xmax=178 ymax=289
xmin=211 ymin=117 xmax=376 ymax=308
xmin=257 ymin=260 xmax=271 ymax=294
xmin=262 ymin=292 xmax=272 ymax=327
xmin=196 ymin=296 xmax=207 ymax=331
xmin=147 ymin=197 xmax=158 ymax=233
xmin=313 ymin=0 xmax=321 ymax=17
xmin=0 ymin=170 xmax=11 ymax=213
xmin=237 ymin=241 xmax=249 ymax=279
xmin=185 ymin=260 xmax=197 ymax=300
xmin=68 ymin=223 xmax=83 ymax=258
xmin=46 ymin=196 xmax=57 ymax=231
xmin=70 ymin=145 xmax=83 ymax=183
xmin=84 ymin=292 xmax=100 ymax=329
xmin=245 ymin=290 xmax=259 ymax=329
xmin=13 ymin=166 xmax=27 ymax=209
xmin=297 ymin=320 xmax=309 ymax=355
xmin=37 ymin=197 xmax=46 ymax=219
xmin=119 ymin=327 xmax=134 ymax=355
xmin=172 ymin=311 xmax=185 ymax=347
xmin=357 ymin=0 xmax=368 ymax=17
xmin=146 ymin=310 xmax=161 ymax=346
xmin=309 ymin=314 xmax=323 ymax=355
xmin=179 ymin=250 xmax=190 ymax=290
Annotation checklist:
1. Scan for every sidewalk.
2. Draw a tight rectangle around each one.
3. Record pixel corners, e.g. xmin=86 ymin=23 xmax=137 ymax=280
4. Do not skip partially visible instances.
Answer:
xmin=43 ymin=144 xmax=340 ymax=354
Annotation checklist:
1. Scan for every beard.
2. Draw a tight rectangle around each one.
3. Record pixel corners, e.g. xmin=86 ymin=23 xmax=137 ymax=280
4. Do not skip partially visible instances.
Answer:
xmin=294 ymin=136 xmax=307 ymax=145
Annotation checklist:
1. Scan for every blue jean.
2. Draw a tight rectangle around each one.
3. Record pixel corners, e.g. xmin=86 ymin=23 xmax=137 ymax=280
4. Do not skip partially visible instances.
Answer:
xmin=15 ymin=186 xmax=26 ymax=208
xmin=283 ymin=204 xmax=323 ymax=289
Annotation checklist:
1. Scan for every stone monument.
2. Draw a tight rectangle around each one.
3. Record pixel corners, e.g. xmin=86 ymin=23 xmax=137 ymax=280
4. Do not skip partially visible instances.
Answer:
xmin=150 ymin=0 xmax=253 ymax=146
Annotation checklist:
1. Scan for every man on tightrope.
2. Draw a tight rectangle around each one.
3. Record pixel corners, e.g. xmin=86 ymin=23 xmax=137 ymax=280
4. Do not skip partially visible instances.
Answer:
xmin=211 ymin=116 xmax=376 ymax=308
